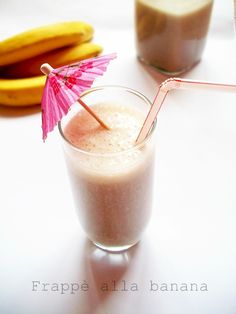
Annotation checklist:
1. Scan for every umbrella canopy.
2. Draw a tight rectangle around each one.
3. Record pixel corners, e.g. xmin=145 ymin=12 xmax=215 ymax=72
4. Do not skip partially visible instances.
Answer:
xmin=41 ymin=53 xmax=116 ymax=140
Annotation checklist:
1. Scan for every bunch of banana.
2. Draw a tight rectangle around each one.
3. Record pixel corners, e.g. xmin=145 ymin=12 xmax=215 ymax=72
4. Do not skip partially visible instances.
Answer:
xmin=0 ymin=21 xmax=103 ymax=107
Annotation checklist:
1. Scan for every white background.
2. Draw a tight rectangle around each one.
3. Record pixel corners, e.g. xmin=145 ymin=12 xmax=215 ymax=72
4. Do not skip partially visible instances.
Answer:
xmin=0 ymin=1 xmax=236 ymax=314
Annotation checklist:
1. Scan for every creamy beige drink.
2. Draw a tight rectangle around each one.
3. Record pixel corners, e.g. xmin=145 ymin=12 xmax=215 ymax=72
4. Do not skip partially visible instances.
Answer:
xmin=60 ymin=87 xmax=156 ymax=251
xmin=135 ymin=0 xmax=213 ymax=74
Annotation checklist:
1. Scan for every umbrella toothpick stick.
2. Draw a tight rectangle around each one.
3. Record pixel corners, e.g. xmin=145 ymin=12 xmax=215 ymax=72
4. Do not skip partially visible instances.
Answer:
xmin=40 ymin=63 xmax=110 ymax=131
xmin=77 ymin=98 xmax=110 ymax=130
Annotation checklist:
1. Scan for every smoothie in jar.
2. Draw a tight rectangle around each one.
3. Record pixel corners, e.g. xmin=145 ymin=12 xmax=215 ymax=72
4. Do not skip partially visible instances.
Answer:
xmin=135 ymin=0 xmax=213 ymax=74
xmin=59 ymin=87 xmax=156 ymax=252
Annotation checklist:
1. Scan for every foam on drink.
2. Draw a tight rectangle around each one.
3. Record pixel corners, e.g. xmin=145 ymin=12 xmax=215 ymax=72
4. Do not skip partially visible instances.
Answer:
xmin=64 ymin=102 xmax=145 ymax=153
xmin=138 ymin=0 xmax=212 ymax=15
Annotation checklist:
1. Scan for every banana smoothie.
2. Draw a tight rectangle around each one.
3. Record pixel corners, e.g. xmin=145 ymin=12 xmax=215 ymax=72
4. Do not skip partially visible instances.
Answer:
xmin=60 ymin=87 xmax=156 ymax=251
xmin=135 ymin=0 xmax=213 ymax=74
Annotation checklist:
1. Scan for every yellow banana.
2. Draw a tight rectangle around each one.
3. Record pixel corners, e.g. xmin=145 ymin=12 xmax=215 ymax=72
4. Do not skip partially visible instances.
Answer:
xmin=0 ymin=21 xmax=93 ymax=66
xmin=0 ymin=76 xmax=45 ymax=106
xmin=1 ymin=42 xmax=102 ymax=78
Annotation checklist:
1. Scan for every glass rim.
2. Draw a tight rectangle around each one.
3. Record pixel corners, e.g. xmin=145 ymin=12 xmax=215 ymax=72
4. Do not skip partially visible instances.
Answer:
xmin=58 ymin=85 xmax=156 ymax=157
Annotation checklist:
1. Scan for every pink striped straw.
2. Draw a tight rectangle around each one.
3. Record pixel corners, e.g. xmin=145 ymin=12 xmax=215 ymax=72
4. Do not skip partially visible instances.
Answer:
xmin=136 ymin=78 xmax=236 ymax=144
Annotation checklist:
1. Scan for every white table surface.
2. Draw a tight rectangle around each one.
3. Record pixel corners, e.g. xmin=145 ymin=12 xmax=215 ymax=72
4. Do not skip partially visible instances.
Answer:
xmin=0 ymin=1 xmax=236 ymax=314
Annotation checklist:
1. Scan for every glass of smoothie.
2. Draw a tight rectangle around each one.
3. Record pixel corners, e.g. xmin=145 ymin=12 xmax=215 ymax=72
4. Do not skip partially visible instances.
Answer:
xmin=58 ymin=86 xmax=156 ymax=252
xmin=135 ymin=0 xmax=214 ymax=75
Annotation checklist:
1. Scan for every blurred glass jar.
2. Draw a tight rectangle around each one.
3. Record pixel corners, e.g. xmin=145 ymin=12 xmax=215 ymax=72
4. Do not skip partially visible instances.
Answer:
xmin=135 ymin=0 xmax=214 ymax=75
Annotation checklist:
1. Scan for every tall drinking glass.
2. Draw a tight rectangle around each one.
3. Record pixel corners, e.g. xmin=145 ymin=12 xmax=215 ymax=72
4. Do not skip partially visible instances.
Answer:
xmin=58 ymin=86 xmax=156 ymax=252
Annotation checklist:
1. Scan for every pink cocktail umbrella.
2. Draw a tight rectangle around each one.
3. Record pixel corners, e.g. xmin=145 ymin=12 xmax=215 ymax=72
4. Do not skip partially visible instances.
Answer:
xmin=40 ymin=53 xmax=116 ymax=140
